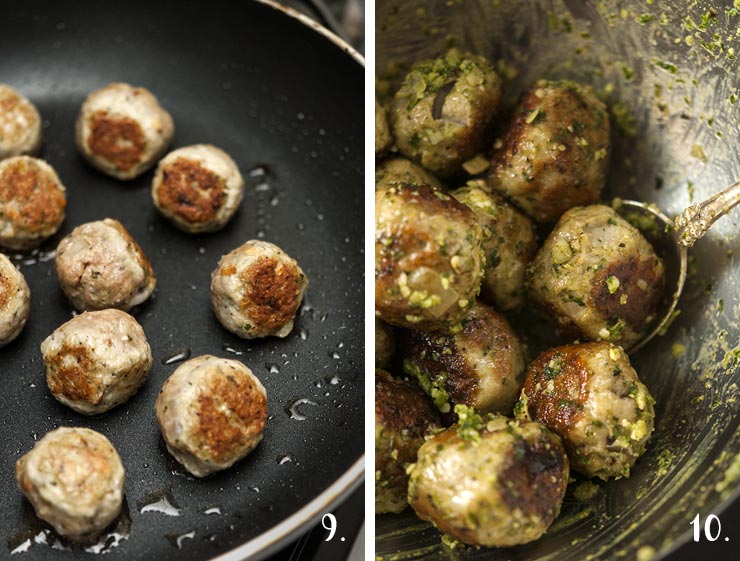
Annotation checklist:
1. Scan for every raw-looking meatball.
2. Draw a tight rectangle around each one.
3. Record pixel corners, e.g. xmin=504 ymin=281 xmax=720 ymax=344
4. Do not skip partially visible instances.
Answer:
xmin=375 ymin=97 xmax=392 ymax=157
xmin=400 ymin=302 xmax=526 ymax=414
xmin=0 ymin=253 xmax=30 ymax=347
xmin=41 ymin=309 xmax=152 ymax=415
xmin=375 ymin=369 xmax=440 ymax=514
xmin=375 ymin=157 xmax=444 ymax=191
xmin=155 ymin=355 xmax=268 ymax=477
xmin=528 ymin=205 xmax=665 ymax=349
xmin=375 ymin=182 xmax=484 ymax=331
xmin=0 ymin=156 xmax=66 ymax=250
xmin=390 ymin=49 xmax=503 ymax=178
xmin=16 ymin=427 xmax=124 ymax=541
xmin=0 ymin=83 xmax=42 ymax=159
xmin=408 ymin=411 xmax=569 ymax=547
xmin=489 ymin=80 xmax=610 ymax=223
xmin=375 ymin=319 xmax=396 ymax=368
xmin=515 ymin=342 xmax=655 ymax=480
xmin=75 ymin=82 xmax=174 ymax=180
xmin=55 ymin=218 xmax=156 ymax=312
xmin=451 ymin=181 xmax=537 ymax=311
xmin=211 ymin=240 xmax=307 ymax=339
xmin=151 ymin=144 xmax=244 ymax=233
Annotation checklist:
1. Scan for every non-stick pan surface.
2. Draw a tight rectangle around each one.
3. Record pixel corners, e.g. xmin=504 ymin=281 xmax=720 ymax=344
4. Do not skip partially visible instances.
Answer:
xmin=0 ymin=1 xmax=364 ymax=559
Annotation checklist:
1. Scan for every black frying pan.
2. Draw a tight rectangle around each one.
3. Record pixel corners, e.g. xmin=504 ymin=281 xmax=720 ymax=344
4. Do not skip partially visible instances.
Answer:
xmin=0 ymin=1 xmax=364 ymax=559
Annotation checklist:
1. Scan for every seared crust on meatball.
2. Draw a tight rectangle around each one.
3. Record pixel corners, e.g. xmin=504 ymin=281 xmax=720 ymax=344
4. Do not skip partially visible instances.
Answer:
xmin=76 ymin=83 xmax=174 ymax=180
xmin=528 ymin=205 xmax=665 ymax=349
xmin=375 ymin=319 xmax=396 ymax=368
xmin=375 ymin=369 xmax=440 ymax=514
xmin=489 ymin=80 xmax=610 ymax=223
xmin=41 ymin=309 xmax=152 ymax=415
xmin=390 ymin=49 xmax=502 ymax=178
xmin=55 ymin=218 xmax=156 ymax=312
xmin=400 ymin=302 xmax=526 ymax=414
xmin=155 ymin=355 xmax=268 ymax=477
xmin=211 ymin=240 xmax=308 ymax=339
xmin=0 ymin=253 xmax=30 ymax=347
xmin=16 ymin=427 xmax=124 ymax=541
xmin=407 ymin=414 xmax=569 ymax=547
xmin=515 ymin=342 xmax=655 ymax=479
xmin=375 ymin=158 xmax=444 ymax=191
xmin=452 ymin=181 xmax=537 ymax=311
xmin=0 ymin=83 xmax=42 ymax=159
xmin=375 ymin=182 xmax=485 ymax=331
xmin=152 ymin=144 xmax=244 ymax=233
xmin=0 ymin=156 xmax=66 ymax=250
xmin=375 ymin=97 xmax=392 ymax=157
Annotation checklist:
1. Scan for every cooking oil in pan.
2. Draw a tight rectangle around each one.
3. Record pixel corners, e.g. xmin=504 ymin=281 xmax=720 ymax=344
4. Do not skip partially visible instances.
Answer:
xmin=137 ymin=490 xmax=182 ymax=517
xmin=161 ymin=348 xmax=192 ymax=365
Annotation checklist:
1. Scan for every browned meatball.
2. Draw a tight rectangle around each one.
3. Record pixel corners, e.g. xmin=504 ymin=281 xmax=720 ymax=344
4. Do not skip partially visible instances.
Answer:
xmin=515 ymin=342 xmax=655 ymax=480
xmin=375 ymin=158 xmax=443 ymax=191
xmin=407 ymin=412 xmax=569 ymax=547
xmin=390 ymin=49 xmax=503 ymax=178
xmin=400 ymin=302 xmax=526 ymax=414
xmin=451 ymin=181 xmax=538 ymax=311
xmin=375 ymin=97 xmax=392 ymax=157
xmin=528 ymin=205 xmax=665 ymax=349
xmin=489 ymin=80 xmax=610 ymax=223
xmin=375 ymin=319 xmax=396 ymax=369
xmin=375 ymin=182 xmax=485 ymax=331
xmin=375 ymin=369 xmax=440 ymax=514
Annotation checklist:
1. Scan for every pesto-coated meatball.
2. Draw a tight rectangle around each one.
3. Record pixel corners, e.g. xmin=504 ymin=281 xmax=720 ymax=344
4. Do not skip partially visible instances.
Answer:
xmin=375 ymin=158 xmax=444 ymax=191
xmin=375 ymin=369 xmax=440 ymax=514
xmin=16 ymin=427 xmax=124 ymax=541
xmin=451 ymin=181 xmax=537 ymax=311
xmin=515 ymin=342 xmax=655 ymax=480
xmin=489 ymin=80 xmax=610 ymax=223
xmin=211 ymin=240 xmax=308 ymax=339
xmin=0 ymin=253 xmax=30 ymax=347
xmin=41 ymin=309 xmax=152 ymax=415
xmin=400 ymin=302 xmax=526 ymax=414
xmin=528 ymin=205 xmax=665 ymax=349
xmin=55 ymin=218 xmax=156 ymax=312
xmin=375 ymin=182 xmax=485 ymax=331
xmin=375 ymin=319 xmax=396 ymax=369
xmin=76 ymin=83 xmax=174 ymax=180
xmin=375 ymin=97 xmax=392 ymax=157
xmin=0 ymin=83 xmax=42 ymax=159
xmin=155 ymin=355 xmax=268 ymax=477
xmin=390 ymin=49 xmax=503 ymax=178
xmin=0 ymin=156 xmax=66 ymax=250
xmin=408 ymin=412 xmax=569 ymax=547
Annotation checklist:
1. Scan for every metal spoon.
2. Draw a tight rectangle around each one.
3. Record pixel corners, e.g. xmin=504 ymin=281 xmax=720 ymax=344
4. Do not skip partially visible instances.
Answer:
xmin=617 ymin=179 xmax=740 ymax=352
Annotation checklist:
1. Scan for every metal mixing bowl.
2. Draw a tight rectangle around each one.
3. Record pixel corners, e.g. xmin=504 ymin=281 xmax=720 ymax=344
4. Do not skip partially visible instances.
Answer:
xmin=375 ymin=1 xmax=740 ymax=559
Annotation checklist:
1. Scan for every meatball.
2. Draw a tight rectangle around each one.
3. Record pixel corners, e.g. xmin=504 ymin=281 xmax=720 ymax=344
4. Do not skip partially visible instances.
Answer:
xmin=0 ymin=83 xmax=42 ymax=159
xmin=75 ymin=82 xmax=174 ymax=180
xmin=375 ymin=182 xmax=485 ymax=331
xmin=151 ymin=144 xmax=244 ymax=233
xmin=489 ymin=80 xmax=610 ymax=223
xmin=515 ymin=342 xmax=655 ymax=480
xmin=390 ymin=49 xmax=503 ymax=178
xmin=155 ymin=355 xmax=268 ymax=477
xmin=375 ymin=369 xmax=440 ymax=514
xmin=528 ymin=205 xmax=665 ymax=349
xmin=41 ymin=309 xmax=152 ymax=415
xmin=0 ymin=156 xmax=66 ymax=250
xmin=55 ymin=218 xmax=156 ymax=312
xmin=0 ymin=253 xmax=30 ymax=347
xmin=211 ymin=240 xmax=307 ymax=339
xmin=400 ymin=302 xmax=526 ymax=414
xmin=451 ymin=181 xmax=537 ymax=311
xmin=16 ymin=427 xmax=124 ymax=541
xmin=375 ymin=157 xmax=444 ymax=191
xmin=375 ymin=319 xmax=396 ymax=368
xmin=408 ymin=411 xmax=569 ymax=547
xmin=375 ymin=97 xmax=392 ymax=157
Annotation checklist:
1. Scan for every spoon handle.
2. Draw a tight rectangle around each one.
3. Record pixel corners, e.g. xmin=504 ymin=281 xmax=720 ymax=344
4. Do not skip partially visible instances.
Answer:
xmin=674 ymin=178 xmax=740 ymax=247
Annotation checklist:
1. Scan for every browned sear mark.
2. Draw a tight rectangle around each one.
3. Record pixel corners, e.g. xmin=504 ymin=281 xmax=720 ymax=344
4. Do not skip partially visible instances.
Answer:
xmin=45 ymin=344 xmax=100 ymax=404
xmin=242 ymin=257 xmax=303 ymax=332
xmin=157 ymin=158 xmax=226 ymax=223
xmin=0 ymin=159 xmax=66 ymax=232
xmin=88 ymin=111 xmax=146 ymax=172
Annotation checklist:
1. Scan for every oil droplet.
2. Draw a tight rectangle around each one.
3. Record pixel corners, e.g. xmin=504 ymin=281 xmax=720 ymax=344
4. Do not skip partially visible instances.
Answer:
xmin=222 ymin=344 xmax=243 ymax=355
xmin=328 ymin=351 xmax=340 ymax=360
xmin=249 ymin=486 xmax=260 ymax=493
xmin=166 ymin=531 xmax=195 ymax=549
xmin=162 ymin=349 xmax=191 ymax=365
xmin=248 ymin=165 xmax=269 ymax=178
xmin=203 ymin=507 xmax=221 ymax=516
xmin=285 ymin=398 xmax=317 ymax=421
xmin=299 ymin=328 xmax=309 ymax=340
xmin=325 ymin=373 xmax=341 ymax=386
xmin=277 ymin=454 xmax=294 ymax=465
xmin=138 ymin=491 xmax=181 ymax=516
xmin=198 ymin=247 xmax=206 ymax=254
xmin=265 ymin=363 xmax=280 ymax=374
